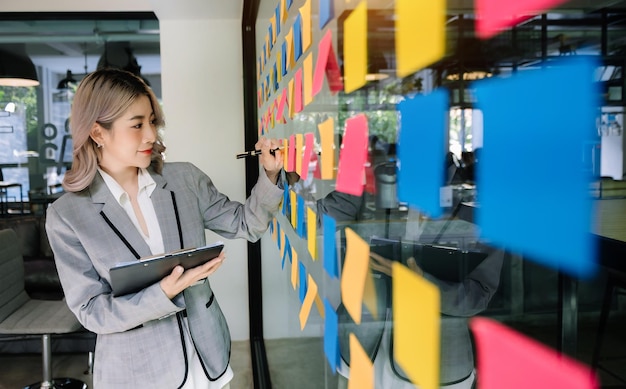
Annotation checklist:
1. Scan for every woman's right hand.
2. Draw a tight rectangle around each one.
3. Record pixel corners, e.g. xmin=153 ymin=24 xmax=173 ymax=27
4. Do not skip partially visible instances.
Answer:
xmin=159 ymin=251 xmax=226 ymax=299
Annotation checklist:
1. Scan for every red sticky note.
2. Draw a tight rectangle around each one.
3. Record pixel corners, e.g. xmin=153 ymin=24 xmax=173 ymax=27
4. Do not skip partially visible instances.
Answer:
xmin=336 ymin=114 xmax=368 ymax=196
xmin=288 ymin=134 xmax=296 ymax=172
xmin=294 ymin=68 xmax=304 ymax=113
xmin=475 ymin=0 xmax=568 ymax=39
xmin=470 ymin=317 xmax=599 ymax=389
xmin=300 ymin=132 xmax=315 ymax=181
xmin=313 ymin=29 xmax=344 ymax=96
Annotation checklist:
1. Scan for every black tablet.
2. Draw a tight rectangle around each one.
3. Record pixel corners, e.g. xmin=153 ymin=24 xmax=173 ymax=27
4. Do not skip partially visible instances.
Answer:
xmin=109 ymin=242 xmax=224 ymax=296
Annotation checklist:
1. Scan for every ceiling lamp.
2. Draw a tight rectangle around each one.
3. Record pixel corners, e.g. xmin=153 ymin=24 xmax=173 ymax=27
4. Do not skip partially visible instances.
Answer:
xmin=57 ymin=70 xmax=77 ymax=90
xmin=0 ymin=44 xmax=40 ymax=87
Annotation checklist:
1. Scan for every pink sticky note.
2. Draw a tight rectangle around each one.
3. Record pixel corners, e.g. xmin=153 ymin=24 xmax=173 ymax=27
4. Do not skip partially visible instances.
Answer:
xmin=470 ymin=317 xmax=599 ymax=389
xmin=313 ymin=29 xmax=344 ymax=96
xmin=294 ymin=68 xmax=304 ymax=113
xmin=300 ymin=132 xmax=315 ymax=181
xmin=288 ymin=134 xmax=296 ymax=172
xmin=475 ymin=0 xmax=568 ymax=39
xmin=336 ymin=114 xmax=368 ymax=196
xmin=276 ymin=88 xmax=288 ymax=123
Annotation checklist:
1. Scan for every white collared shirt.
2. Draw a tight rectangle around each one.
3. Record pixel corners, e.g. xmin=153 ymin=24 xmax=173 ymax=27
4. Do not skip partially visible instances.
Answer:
xmin=98 ymin=167 xmax=164 ymax=255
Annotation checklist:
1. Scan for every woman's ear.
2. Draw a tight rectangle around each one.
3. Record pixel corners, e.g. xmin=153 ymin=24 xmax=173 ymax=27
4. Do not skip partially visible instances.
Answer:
xmin=90 ymin=123 xmax=104 ymax=146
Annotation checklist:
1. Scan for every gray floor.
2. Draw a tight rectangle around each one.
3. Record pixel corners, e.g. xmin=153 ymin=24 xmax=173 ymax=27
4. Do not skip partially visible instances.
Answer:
xmin=1 ymin=317 xmax=626 ymax=389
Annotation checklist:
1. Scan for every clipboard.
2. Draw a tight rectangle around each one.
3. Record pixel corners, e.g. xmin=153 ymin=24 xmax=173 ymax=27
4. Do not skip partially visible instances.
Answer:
xmin=109 ymin=242 xmax=224 ymax=296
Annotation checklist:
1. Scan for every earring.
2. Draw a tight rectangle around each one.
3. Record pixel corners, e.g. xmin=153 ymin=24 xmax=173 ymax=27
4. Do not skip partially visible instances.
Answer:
xmin=97 ymin=143 xmax=103 ymax=148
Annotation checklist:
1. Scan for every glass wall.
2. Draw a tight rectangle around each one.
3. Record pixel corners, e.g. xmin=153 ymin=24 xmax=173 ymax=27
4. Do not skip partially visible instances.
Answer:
xmin=256 ymin=0 xmax=626 ymax=388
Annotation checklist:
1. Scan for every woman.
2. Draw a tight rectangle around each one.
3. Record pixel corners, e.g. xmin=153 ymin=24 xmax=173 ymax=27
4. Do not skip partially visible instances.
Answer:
xmin=45 ymin=68 xmax=284 ymax=388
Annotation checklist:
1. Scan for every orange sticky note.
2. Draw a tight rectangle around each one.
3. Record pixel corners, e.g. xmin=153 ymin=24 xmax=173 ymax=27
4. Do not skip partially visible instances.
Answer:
xmin=290 ymin=246 xmax=299 ymax=290
xmin=396 ymin=0 xmax=445 ymax=78
xmin=318 ymin=118 xmax=335 ymax=180
xmin=341 ymin=228 xmax=369 ymax=324
xmin=290 ymin=190 xmax=297 ymax=227
xmin=471 ymin=317 xmax=599 ymax=389
xmin=303 ymin=52 xmax=313 ymax=107
xmin=299 ymin=273 xmax=318 ymax=330
xmin=295 ymin=133 xmax=304 ymax=175
xmin=336 ymin=114 xmax=368 ymax=196
xmin=343 ymin=1 xmax=367 ymax=93
xmin=300 ymin=0 xmax=312 ymax=52
xmin=288 ymin=78 xmax=295 ymax=118
xmin=294 ymin=68 xmax=303 ymax=113
xmin=313 ymin=28 xmax=344 ymax=96
xmin=393 ymin=262 xmax=441 ymax=389
xmin=314 ymin=294 xmax=325 ymax=319
xmin=307 ymin=206 xmax=317 ymax=259
xmin=348 ymin=333 xmax=374 ymax=389
xmin=283 ymin=137 xmax=289 ymax=170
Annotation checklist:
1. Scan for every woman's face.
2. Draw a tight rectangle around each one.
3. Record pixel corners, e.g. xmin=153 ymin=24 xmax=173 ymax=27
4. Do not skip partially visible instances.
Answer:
xmin=97 ymin=95 xmax=157 ymax=174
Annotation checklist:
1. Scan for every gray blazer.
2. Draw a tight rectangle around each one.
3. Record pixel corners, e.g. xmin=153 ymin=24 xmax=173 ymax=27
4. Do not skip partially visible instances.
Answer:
xmin=45 ymin=162 xmax=283 ymax=388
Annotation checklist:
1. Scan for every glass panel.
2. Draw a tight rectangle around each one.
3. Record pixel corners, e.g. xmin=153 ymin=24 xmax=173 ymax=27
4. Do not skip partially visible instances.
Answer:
xmin=257 ymin=1 xmax=625 ymax=387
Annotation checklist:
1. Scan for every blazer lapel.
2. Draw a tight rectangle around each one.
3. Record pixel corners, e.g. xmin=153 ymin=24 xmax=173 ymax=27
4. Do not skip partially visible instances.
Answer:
xmin=150 ymin=172 xmax=184 ymax=252
xmin=90 ymin=172 xmax=152 ymax=259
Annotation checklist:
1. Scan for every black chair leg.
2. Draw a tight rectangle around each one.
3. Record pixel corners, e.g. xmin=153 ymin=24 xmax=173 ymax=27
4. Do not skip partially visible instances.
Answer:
xmin=24 ymin=334 xmax=88 ymax=389
xmin=591 ymin=278 xmax=614 ymax=370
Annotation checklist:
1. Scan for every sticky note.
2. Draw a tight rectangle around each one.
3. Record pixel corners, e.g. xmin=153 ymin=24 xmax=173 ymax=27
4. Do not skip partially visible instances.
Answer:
xmin=299 ymin=274 xmax=319 ymax=330
xmin=474 ymin=57 xmax=598 ymax=278
xmin=274 ymin=4 xmax=282 ymax=36
xmin=281 ymin=41 xmax=288 ymax=76
xmin=297 ymin=194 xmax=306 ymax=238
xmin=324 ymin=298 xmax=340 ymax=372
xmin=341 ymin=228 xmax=369 ymax=324
xmin=323 ymin=214 xmax=338 ymax=278
xmin=290 ymin=189 xmax=297 ymax=228
xmin=299 ymin=261 xmax=307 ymax=302
xmin=397 ymin=89 xmax=448 ymax=218
xmin=307 ymin=206 xmax=317 ymax=259
xmin=395 ymin=0 xmax=445 ymax=78
xmin=288 ymin=78 xmax=295 ymax=118
xmin=283 ymin=137 xmax=289 ymax=172
xmin=303 ymin=53 xmax=314 ymax=107
xmin=318 ymin=118 xmax=335 ymax=179
xmin=294 ymin=68 xmax=304 ymax=113
xmin=300 ymin=0 xmax=312 ymax=52
xmin=469 ymin=317 xmax=599 ymax=389
xmin=343 ymin=1 xmax=367 ymax=93
xmin=276 ymin=88 xmax=288 ymax=123
xmin=313 ymin=29 xmax=344 ymax=96
xmin=286 ymin=27 xmax=295 ymax=69
xmin=347 ymin=333 xmax=374 ymax=389
xmin=270 ymin=16 xmax=276 ymax=47
xmin=320 ymin=0 xmax=334 ymax=29
xmin=291 ymin=245 xmax=298 ymax=289
xmin=288 ymin=134 xmax=296 ymax=171
xmin=281 ymin=0 xmax=288 ymax=22
xmin=301 ymin=132 xmax=315 ymax=181
xmin=282 ymin=235 xmax=291 ymax=269
xmin=296 ymin=133 xmax=304 ymax=175
xmin=393 ymin=262 xmax=440 ymax=389
xmin=294 ymin=14 xmax=303 ymax=61
xmin=336 ymin=114 xmax=368 ymax=196
xmin=475 ymin=0 xmax=568 ymax=39
xmin=282 ymin=180 xmax=289 ymax=215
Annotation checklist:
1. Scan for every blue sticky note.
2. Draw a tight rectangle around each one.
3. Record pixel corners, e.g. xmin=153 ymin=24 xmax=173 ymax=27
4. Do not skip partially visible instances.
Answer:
xmin=299 ymin=261 xmax=307 ymax=302
xmin=273 ymin=63 xmax=279 ymax=92
xmin=323 ymin=214 xmax=338 ymax=278
xmin=268 ymin=25 xmax=274 ymax=51
xmin=275 ymin=5 xmax=282 ymax=36
xmin=397 ymin=89 xmax=448 ymax=218
xmin=323 ymin=298 xmax=340 ymax=372
xmin=282 ymin=236 xmax=291 ymax=270
xmin=276 ymin=222 xmax=282 ymax=250
xmin=294 ymin=14 xmax=303 ymax=61
xmin=287 ymin=0 xmax=293 ymax=9
xmin=282 ymin=183 xmax=290 ymax=215
xmin=474 ymin=57 xmax=599 ymax=278
xmin=297 ymin=194 xmax=306 ymax=237
xmin=281 ymin=41 xmax=288 ymax=76
xmin=319 ymin=0 xmax=334 ymax=29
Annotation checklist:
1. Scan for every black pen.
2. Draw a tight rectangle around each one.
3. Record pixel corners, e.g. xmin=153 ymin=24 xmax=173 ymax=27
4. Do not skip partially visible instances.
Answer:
xmin=236 ymin=147 xmax=283 ymax=159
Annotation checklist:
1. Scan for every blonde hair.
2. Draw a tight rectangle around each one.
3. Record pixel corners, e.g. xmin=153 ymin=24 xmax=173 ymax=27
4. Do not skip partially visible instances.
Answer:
xmin=63 ymin=68 xmax=166 ymax=192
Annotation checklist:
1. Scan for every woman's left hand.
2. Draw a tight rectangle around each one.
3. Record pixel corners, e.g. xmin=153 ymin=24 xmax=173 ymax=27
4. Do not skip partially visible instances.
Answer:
xmin=256 ymin=137 xmax=283 ymax=184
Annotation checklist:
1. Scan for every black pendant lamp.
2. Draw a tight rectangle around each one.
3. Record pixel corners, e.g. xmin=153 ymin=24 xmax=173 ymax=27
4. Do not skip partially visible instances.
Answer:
xmin=0 ymin=44 xmax=40 ymax=87
xmin=57 ymin=70 xmax=77 ymax=90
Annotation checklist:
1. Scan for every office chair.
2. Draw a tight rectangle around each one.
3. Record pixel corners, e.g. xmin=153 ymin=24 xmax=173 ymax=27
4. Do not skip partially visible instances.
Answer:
xmin=0 ymin=228 xmax=87 ymax=388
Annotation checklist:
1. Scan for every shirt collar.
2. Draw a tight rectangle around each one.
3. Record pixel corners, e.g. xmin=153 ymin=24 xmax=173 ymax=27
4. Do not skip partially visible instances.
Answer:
xmin=98 ymin=168 xmax=157 ymax=204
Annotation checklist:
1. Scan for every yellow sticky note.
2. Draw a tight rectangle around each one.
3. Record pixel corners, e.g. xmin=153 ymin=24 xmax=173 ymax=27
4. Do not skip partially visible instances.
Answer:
xmin=307 ymin=206 xmax=317 ymax=259
xmin=276 ymin=49 xmax=283 ymax=83
xmin=288 ymin=78 xmax=295 ymax=119
xmin=291 ymin=246 xmax=299 ymax=290
xmin=392 ymin=262 xmax=441 ymax=389
xmin=300 ymin=0 xmax=312 ymax=52
xmin=343 ymin=1 xmax=367 ymax=93
xmin=303 ymin=52 xmax=313 ymax=107
xmin=314 ymin=294 xmax=325 ymax=319
xmin=279 ymin=228 xmax=286 ymax=259
xmin=283 ymin=137 xmax=289 ymax=168
xmin=270 ymin=15 xmax=277 ymax=46
xmin=299 ymin=273 xmax=318 ymax=330
xmin=286 ymin=27 xmax=295 ymax=69
xmin=395 ymin=0 xmax=445 ymax=78
xmin=318 ymin=118 xmax=335 ymax=179
xmin=295 ymin=133 xmax=304 ymax=175
xmin=280 ymin=0 xmax=288 ymax=23
xmin=341 ymin=228 xmax=369 ymax=324
xmin=290 ymin=190 xmax=297 ymax=227
xmin=348 ymin=334 xmax=374 ymax=389
xmin=271 ymin=218 xmax=277 ymax=241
